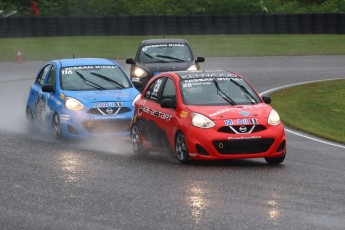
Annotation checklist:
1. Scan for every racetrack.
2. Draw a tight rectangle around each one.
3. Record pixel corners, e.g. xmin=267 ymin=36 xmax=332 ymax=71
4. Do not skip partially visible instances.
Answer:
xmin=1 ymin=56 xmax=345 ymax=230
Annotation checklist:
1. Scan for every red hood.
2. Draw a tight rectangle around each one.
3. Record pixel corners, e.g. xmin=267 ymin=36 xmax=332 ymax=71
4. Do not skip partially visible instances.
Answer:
xmin=186 ymin=103 xmax=273 ymax=120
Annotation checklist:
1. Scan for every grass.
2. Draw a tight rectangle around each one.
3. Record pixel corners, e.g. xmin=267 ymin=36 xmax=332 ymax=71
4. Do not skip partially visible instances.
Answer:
xmin=1 ymin=34 xmax=344 ymax=144
xmin=271 ymin=79 xmax=345 ymax=144
xmin=1 ymin=34 xmax=345 ymax=61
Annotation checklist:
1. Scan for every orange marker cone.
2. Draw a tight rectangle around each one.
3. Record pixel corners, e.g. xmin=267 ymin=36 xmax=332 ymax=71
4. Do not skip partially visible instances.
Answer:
xmin=16 ymin=50 xmax=22 ymax=64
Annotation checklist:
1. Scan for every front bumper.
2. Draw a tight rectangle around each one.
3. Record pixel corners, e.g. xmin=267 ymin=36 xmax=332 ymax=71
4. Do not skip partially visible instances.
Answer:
xmin=58 ymin=108 xmax=133 ymax=139
xmin=184 ymin=123 xmax=286 ymax=161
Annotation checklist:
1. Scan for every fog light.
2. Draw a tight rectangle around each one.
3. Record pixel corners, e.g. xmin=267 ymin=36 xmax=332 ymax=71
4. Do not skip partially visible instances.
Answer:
xmin=196 ymin=144 xmax=209 ymax=156
xmin=277 ymin=140 xmax=286 ymax=152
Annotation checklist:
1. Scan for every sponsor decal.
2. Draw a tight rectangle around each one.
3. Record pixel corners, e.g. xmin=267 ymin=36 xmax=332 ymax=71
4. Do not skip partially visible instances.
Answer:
xmin=227 ymin=136 xmax=262 ymax=140
xmin=180 ymin=73 xmax=238 ymax=79
xmin=180 ymin=111 xmax=188 ymax=118
xmin=138 ymin=100 xmax=172 ymax=122
xmin=77 ymin=91 xmax=129 ymax=99
xmin=209 ymin=104 xmax=264 ymax=117
xmin=61 ymin=65 xmax=117 ymax=75
xmin=142 ymin=43 xmax=185 ymax=51
xmin=60 ymin=114 xmax=70 ymax=121
xmin=91 ymin=102 xmax=122 ymax=108
xmin=224 ymin=118 xmax=258 ymax=126
xmin=94 ymin=115 xmax=126 ymax=120
xmin=239 ymin=111 xmax=250 ymax=116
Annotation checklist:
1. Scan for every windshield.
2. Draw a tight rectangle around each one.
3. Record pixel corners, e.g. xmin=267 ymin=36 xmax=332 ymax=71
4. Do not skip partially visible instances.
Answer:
xmin=138 ymin=43 xmax=193 ymax=63
xmin=181 ymin=77 xmax=261 ymax=105
xmin=60 ymin=65 xmax=132 ymax=91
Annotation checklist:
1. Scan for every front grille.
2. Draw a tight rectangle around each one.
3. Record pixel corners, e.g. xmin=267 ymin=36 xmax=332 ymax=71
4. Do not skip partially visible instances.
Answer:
xmin=82 ymin=119 xmax=131 ymax=133
xmin=218 ymin=125 xmax=266 ymax=134
xmin=213 ymin=138 xmax=274 ymax=154
xmin=87 ymin=107 xmax=131 ymax=115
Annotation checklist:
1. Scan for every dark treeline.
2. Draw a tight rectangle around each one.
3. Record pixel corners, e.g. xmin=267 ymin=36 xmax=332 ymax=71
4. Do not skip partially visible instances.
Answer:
xmin=1 ymin=0 xmax=345 ymax=17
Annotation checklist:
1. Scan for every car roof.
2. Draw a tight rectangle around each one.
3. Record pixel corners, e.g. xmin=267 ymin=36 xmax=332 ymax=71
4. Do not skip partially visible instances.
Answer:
xmin=141 ymin=38 xmax=188 ymax=45
xmin=51 ymin=58 xmax=118 ymax=67
xmin=174 ymin=70 xmax=240 ymax=80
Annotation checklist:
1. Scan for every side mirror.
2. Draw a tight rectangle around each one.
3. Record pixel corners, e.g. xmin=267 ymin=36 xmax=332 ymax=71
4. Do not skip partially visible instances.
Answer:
xmin=161 ymin=99 xmax=176 ymax=109
xmin=262 ymin=95 xmax=271 ymax=104
xmin=126 ymin=58 xmax=135 ymax=65
xmin=42 ymin=84 xmax=55 ymax=93
xmin=196 ymin=57 xmax=205 ymax=63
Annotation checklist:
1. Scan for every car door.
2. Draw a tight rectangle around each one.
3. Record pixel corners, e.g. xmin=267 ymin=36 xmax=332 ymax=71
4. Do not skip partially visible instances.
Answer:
xmin=140 ymin=76 xmax=176 ymax=148
xmin=43 ymin=64 xmax=58 ymax=125
xmin=27 ymin=64 xmax=53 ymax=124
xmin=157 ymin=77 xmax=177 ymax=149
xmin=139 ymin=77 xmax=165 ymax=145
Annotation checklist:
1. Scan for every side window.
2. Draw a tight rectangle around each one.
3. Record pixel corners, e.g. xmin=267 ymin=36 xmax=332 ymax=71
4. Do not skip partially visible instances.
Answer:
xmin=46 ymin=65 xmax=56 ymax=86
xmin=35 ymin=65 xmax=52 ymax=86
xmin=144 ymin=77 xmax=164 ymax=102
xmin=161 ymin=78 xmax=176 ymax=102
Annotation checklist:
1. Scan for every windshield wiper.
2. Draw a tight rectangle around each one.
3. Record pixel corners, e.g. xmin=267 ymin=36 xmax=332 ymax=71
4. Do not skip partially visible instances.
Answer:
xmin=75 ymin=71 xmax=106 ymax=90
xmin=213 ymin=79 xmax=236 ymax=105
xmin=144 ymin=53 xmax=168 ymax=63
xmin=230 ymin=79 xmax=257 ymax=104
xmin=156 ymin=55 xmax=184 ymax=62
xmin=90 ymin=72 xmax=125 ymax=89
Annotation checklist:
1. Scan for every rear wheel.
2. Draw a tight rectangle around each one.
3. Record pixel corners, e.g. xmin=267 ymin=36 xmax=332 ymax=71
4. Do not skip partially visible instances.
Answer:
xmin=265 ymin=151 xmax=286 ymax=165
xmin=131 ymin=124 xmax=148 ymax=155
xmin=175 ymin=131 xmax=190 ymax=164
xmin=53 ymin=113 xmax=62 ymax=139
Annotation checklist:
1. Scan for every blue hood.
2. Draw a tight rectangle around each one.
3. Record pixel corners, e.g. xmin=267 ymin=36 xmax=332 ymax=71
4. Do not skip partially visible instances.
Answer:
xmin=64 ymin=88 xmax=140 ymax=104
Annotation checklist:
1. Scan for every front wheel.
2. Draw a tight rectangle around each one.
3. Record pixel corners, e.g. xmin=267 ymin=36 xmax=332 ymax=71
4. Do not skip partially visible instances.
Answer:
xmin=265 ymin=151 xmax=286 ymax=165
xmin=53 ymin=113 xmax=62 ymax=139
xmin=131 ymin=124 xmax=148 ymax=155
xmin=26 ymin=107 xmax=35 ymax=132
xmin=175 ymin=131 xmax=190 ymax=164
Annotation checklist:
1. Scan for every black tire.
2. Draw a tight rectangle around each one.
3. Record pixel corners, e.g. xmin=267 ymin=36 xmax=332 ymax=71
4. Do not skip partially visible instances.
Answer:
xmin=265 ymin=151 xmax=286 ymax=165
xmin=26 ymin=107 xmax=35 ymax=132
xmin=53 ymin=113 xmax=62 ymax=139
xmin=175 ymin=131 xmax=190 ymax=164
xmin=131 ymin=124 xmax=148 ymax=155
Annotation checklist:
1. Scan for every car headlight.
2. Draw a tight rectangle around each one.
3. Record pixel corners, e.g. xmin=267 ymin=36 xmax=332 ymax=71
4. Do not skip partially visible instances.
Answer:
xmin=132 ymin=93 xmax=141 ymax=107
xmin=65 ymin=97 xmax=84 ymax=111
xmin=187 ymin=64 xmax=198 ymax=71
xmin=191 ymin=112 xmax=215 ymax=128
xmin=132 ymin=67 xmax=147 ymax=78
xmin=268 ymin=109 xmax=281 ymax=125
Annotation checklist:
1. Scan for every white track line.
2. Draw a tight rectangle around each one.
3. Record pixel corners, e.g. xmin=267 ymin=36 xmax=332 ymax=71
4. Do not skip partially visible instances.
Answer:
xmin=260 ymin=78 xmax=345 ymax=149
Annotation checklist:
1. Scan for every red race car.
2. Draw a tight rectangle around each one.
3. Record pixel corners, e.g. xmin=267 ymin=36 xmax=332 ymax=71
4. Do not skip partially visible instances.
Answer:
xmin=130 ymin=70 xmax=286 ymax=164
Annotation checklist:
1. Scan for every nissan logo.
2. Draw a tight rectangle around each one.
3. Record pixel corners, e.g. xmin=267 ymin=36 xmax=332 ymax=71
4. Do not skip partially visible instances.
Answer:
xmin=239 ymin=126 xmax=247 ymax=133
xmin=106 ymin=108 xmax=113 ymax=114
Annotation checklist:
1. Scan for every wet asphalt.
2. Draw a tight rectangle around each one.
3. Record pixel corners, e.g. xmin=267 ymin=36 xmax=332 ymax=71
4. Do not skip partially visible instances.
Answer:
xmin=0 ymin=56 xmax=345 ymax=230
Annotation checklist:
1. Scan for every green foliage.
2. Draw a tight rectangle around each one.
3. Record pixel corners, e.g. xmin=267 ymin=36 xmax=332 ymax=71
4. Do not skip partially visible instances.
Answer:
xmin=1 ymin=0 xmax=345 ymax=16
xmin=271 ymin=79 xmax=345 ymax=144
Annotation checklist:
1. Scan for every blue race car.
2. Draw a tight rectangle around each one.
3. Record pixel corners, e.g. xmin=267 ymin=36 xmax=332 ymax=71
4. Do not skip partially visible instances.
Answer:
xmin=26 ymin=58 xmax=141 ymax=139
